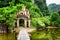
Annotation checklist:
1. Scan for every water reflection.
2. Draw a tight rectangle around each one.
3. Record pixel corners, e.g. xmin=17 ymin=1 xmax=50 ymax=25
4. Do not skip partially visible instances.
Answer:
xmin=0 ymin=33 xmax=16 ymax=40
xmin=30 ymin=29 xmax=60 ymax=40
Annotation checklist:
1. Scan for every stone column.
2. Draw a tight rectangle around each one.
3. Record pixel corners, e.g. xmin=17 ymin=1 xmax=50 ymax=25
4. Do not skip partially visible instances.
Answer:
xmin=17 ymin=19 xmax=19 ymax=27
xmin=28 ymin=20 xmax=30 ymax=27
xmin=24 ymin=19 xmax=27 ymax=28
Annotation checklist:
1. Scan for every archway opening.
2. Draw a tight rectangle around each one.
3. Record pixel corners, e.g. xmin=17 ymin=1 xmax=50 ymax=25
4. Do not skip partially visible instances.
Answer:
xmin=19 ymin=19 xmax=24 ymax=27
xmin=27 ymin=21 xmax=29 ymax=27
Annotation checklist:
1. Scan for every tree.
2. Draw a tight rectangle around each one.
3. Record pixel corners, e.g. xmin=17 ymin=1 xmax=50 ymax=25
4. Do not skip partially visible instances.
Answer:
xmin=50 ymin=12 xmax=59 ymax=21
xmin=34 ymin=0 xmax=49 ymax=16
xmin=50 ymin=12 xmax=60 ymax=27
xmin=0 ymin=0 xmax=11 ymax=7
xmin=0 ymin=4 xmax=24 ymax=32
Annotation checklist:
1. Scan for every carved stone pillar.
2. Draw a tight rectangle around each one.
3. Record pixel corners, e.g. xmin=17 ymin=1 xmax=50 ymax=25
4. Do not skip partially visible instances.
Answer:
xmin=17 ymin=19 xmax=19 ymax=27
xmin=24 ymin=19 xmax=27 ymax=28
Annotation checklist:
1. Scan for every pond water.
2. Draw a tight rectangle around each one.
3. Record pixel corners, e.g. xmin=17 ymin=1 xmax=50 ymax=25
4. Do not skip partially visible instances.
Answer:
xmin=0 ymin=29 xmax=60 ymax=40
xmin=30 ymin=29 xmax=60 ymax=40
xmin=0 ymin=33 xmax=16 ymax=40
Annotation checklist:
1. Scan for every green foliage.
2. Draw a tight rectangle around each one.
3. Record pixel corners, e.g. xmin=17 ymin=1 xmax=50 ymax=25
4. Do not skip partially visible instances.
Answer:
xmin=50 ymin=12 xmax=60 ymax=27
xmin=14 ymin=0 xmax=43 ymax=17
xmin=15 ymin=0 xmax=43 ymax=28
xmin=0 ymin=0 xmax=11 ymax=7
xmin=1 ymin=0 xmax=60 ymax=29
xmin=0 ymin=0 xmax=43 ymax=30
xmin=34 ymin=0 xmax=49 ymax=16
xmin=31 ymin=16 xmax=50 ymax=27
xmin=41 ymin=16 xmax=50 ymax=26
xmin=0 ymin=4 xmax=24 ymax=29
xmin=17 ymin=0 xmax=43 ymax=17
xmin=9 ymin=0 xmax=15 ymax=6
xmin=29 ymin=3 xmax=43 ymax=18
xmin=50 ymin=12 xmax=59 ymax=21
xmin=31 ymin=18 xmax=37 ymax=27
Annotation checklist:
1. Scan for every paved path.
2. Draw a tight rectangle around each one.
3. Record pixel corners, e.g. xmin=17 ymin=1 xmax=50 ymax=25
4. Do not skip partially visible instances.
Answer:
xmin=17 ymin=28 xmax=30 ymax=40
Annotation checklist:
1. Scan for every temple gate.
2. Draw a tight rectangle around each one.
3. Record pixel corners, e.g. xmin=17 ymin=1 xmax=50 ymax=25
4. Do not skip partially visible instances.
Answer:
xmin=16 ymin=7 xmax=30 ymax=28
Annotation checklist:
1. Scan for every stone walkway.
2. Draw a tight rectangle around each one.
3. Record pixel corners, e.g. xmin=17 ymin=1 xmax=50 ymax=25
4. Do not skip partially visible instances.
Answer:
xmin=17 ymin=28 xmax=30 ymax=40
xmin=14 ymin=27 xmax=35 ymax=33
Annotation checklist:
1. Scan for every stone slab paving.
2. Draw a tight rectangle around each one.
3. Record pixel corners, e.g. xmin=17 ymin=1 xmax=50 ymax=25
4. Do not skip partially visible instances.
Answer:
xmin=17 ymin=28 xmax=30 ymax=40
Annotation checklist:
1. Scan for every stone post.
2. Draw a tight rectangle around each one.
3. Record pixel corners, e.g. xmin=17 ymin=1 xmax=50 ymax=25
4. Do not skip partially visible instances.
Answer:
xmin=17 ymin=19 xmax=19 ymax=27
xmin=24 ymin=19 xmax=27 ymax=28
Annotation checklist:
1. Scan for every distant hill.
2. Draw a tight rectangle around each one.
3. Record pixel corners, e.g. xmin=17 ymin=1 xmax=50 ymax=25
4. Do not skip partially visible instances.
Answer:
xmin=48 ymin=3 xmax=60 ymax=13
xmin=34 ymin=0 xmax=49 ymax=16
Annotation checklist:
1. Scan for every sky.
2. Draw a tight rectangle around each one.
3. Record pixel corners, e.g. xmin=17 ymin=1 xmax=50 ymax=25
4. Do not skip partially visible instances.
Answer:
xmin=46 ymin=0 xmax=60 ymax=6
